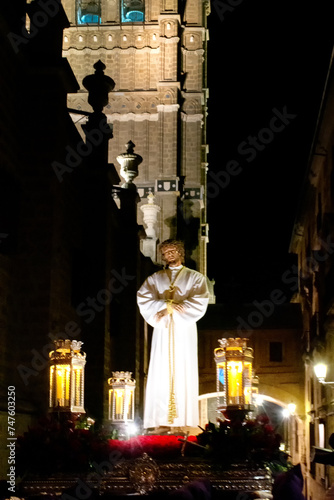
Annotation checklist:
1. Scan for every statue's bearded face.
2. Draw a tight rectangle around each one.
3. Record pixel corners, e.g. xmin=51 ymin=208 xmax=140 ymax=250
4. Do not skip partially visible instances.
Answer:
xmin=161 ymin=245 xmax=182 ymax=267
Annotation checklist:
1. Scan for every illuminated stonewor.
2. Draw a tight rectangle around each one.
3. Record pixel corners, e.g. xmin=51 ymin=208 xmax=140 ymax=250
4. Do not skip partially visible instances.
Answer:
xmin=49 ymin=339 xmax=86 ymax=415
xmin=62 ymin=0 xmax=212 ymax=283
xmin=214 ymin=337 xmax=255 ymax=420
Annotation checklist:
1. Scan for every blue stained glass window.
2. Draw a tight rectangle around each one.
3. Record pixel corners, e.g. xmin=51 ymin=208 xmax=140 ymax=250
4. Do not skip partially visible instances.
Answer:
xmin=218 ymin=368 xmax=225 ymax=386
xmin=124 ymin=10 xmax=144 ymax=21
xmin=121 ymin=0 xmax=145 ymax=22
xmin=77 ymin=1 xmax=101 ymax=24
xmin=80 ymin=14 xmax=100 ymax=23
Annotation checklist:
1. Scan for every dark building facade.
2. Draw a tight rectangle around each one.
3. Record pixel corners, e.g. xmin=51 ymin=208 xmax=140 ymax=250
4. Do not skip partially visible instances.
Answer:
xmin=0 ymin=0 xmax=154 ymax=478
xmin=289 ymin=49 xmax=334 ymax=500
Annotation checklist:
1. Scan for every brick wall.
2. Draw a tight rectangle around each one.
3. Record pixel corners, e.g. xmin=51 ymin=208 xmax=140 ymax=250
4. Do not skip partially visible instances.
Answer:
xmin=62 ymin=0 xmax=209 ymax=274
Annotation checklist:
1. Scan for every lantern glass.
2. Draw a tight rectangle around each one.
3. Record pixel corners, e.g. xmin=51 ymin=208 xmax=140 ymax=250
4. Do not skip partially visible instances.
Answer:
xmin=243 ymin=361 xmax=252 ymax=405
xmin=53 ymin=364 xmax=71 ymax=406
xmin=73 ymin=366 xmax=83 ymax=407
xmin=227 ymin=361 xmax=243 ymax=404
xmin=115 ymin=388 xmax=125 ymax=419
xmin=215 ymin=338 xmax=254 ymax=413
xmin=108 ymin=371 xmax=136 ymax=423
xmin=49 ymin=339 xmax=86 ymax=414
xmin=124 ymin=388 xmax=134 ymax=420
xmin=217 ymin=362 xmax=226 ymax=393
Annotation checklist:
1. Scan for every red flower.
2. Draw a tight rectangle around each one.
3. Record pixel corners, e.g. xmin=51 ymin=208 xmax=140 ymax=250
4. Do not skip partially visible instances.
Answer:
xmin=256 ymin=414 xmax=270 ymax=425
xmin=107 ymin=434 xmax=198 ymax=459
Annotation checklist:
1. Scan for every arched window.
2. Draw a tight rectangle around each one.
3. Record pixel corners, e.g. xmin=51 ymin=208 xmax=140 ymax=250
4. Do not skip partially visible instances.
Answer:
xmin=77 ymin=0 xmax=101 ymax=24
xmin=121 ymin=0 xmax=145 ymax=22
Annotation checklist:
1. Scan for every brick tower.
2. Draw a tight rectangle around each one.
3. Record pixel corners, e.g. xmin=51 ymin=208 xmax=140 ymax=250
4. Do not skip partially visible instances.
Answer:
xmin=61 ymin=0 xmax=211 ymax=275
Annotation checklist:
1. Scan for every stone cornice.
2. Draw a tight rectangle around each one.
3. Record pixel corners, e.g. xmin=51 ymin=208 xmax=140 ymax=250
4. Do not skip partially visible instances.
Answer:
xmin=107 ymin=113 xmax=159 ymax=122
xmin=64 ymin=46 xmax=160 ymax=54
xmin=157 ymin=81 xmax=181 ymax=88
xmin=180 ymin=26 xmax=206 ymax=31
xmin=158 ymin=36 xmax=180 ymax=44
xmin=158 ymin=14 xmax=181 ymax=22
xmin=180 ymin=112 xmax=203 ymax=122
xmin=181 ymin=47 xmax=205 ymax=55
xmin=156 ymin=104 xmax=180 ymax=112
xmin=64 ymin=26 xmax=161 ymax=33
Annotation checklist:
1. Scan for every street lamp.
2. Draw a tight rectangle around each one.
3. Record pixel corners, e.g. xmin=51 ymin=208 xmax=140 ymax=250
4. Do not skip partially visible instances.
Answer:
xmin=314 ymin=363 xmax=334 ymax=386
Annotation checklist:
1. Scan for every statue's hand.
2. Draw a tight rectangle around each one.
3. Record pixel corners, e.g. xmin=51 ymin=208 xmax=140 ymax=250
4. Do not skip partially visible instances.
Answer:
xmin=172 ymin=303 xmax=185 ymax=313
xmin=155 ymin=308 xmax=168 ymax=322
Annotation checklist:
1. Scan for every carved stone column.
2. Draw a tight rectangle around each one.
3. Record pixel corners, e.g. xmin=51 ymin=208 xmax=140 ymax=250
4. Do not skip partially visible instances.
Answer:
xmin=140 ymin=193 xmax=161 ymax=262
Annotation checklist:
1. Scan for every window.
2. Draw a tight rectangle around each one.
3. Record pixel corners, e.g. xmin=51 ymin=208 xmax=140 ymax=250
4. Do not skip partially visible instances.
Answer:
xmin=269 ymin=342 xmax=283 ymax=362
xmin=319 ymin=422 xmax=325 ymax=448
xmin=121 ymin=0 xmax=145 ymax=22
xmin=77 ymin=0 xmax=101 ymax=24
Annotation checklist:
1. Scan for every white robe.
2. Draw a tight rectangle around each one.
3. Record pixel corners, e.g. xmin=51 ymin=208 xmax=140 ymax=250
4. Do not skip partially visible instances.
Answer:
xmin=137 ymin=266 xmax=209 ymax=429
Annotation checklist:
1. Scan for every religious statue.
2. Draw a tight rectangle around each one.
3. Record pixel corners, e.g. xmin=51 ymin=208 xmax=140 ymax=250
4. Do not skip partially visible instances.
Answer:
xmin=137 ymin=239 xmax=209 ymax=430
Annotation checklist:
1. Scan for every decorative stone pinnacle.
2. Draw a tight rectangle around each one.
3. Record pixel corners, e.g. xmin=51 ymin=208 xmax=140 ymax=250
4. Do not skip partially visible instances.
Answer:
xmin=93 ymin=59 xmax=106 ymax=73
xmin=71 ymin=340 xmax=84 ymax=352
xmin=140 ymin=193 xmax=160 ymax=239
xmin=117 ymin=141 xmax=143 ymax=189
xmin=147 ymin=192 xmax=155 ymax=204
xmin=125 ymin=140 xmax=135 ymax=154
xmin=82 ymin=60 xmax=115 ymax=113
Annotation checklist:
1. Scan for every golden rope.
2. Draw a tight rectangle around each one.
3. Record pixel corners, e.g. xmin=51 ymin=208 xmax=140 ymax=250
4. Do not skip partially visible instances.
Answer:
xmin=165 ymin=267 xmax=184 ymax=425
xmin=167 ymin=311 xmax=177 ymax=424
xmin=166 ymin=301 xmax=174 ymax=315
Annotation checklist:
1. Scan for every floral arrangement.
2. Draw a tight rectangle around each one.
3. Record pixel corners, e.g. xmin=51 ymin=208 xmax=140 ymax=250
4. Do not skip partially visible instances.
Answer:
xmin=196 ymin=414 xmax=284 ymax=466
xmin=16 ymin=415 xmax=198 ymax=478
xmin=16 ymin=413 xmax=285 ymax=479
xmin=16 ymin=416 xmax=111 ymax=477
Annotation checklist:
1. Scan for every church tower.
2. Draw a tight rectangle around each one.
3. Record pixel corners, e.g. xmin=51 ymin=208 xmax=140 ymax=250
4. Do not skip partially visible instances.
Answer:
xmin=61 ymin=0 xmax=210 ymax=275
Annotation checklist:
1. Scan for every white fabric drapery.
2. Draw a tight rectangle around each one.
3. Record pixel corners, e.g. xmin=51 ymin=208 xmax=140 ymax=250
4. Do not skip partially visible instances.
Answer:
xmin=137 ymin=266 xmax=209 ymax=428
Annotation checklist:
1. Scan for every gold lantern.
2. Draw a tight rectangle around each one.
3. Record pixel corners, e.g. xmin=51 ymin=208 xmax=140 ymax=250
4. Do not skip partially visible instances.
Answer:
xmin=108 ymin=371 xmax=136 ymax=423
xmin=214 ymin=338 xmax=254 ymax=418
xmin=49 ymin=339 xmax=86 ymax=414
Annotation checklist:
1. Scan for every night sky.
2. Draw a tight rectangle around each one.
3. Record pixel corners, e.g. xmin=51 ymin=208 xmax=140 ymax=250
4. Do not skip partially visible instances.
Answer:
xmin=206 ymin=0 xmax=334 ymax=304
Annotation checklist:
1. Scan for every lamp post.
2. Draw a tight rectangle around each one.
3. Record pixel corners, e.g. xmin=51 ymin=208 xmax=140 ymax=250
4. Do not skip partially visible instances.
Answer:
xmin=49 ymin=339 xmax=86 ymax=416
xmin=314 ymin=363 xmax=334 ymax=385
xmin=214 ymin=337 xmax=255 ymax=421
